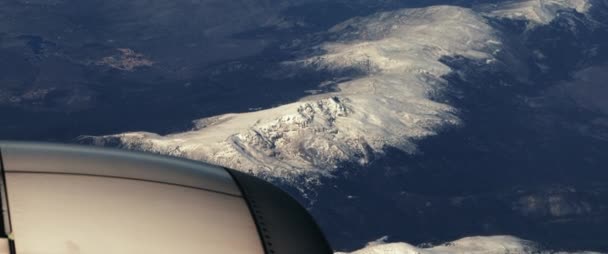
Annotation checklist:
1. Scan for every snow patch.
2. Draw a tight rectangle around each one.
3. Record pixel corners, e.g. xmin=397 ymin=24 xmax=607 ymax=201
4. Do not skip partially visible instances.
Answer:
xmin=480 ymin=0 xmax=592 ymax=25
xmin=336 ymin=235 xmax=602 ymax=254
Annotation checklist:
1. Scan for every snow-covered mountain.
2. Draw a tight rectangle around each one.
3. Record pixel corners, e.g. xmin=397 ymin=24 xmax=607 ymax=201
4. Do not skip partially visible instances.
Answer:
xmin=84 ymin=1 xmax=592 ymax=184
xmin=336 ymin=236 xmax=602 ymax=254
xmin=478 ymin=0 xmax=592 ymax=25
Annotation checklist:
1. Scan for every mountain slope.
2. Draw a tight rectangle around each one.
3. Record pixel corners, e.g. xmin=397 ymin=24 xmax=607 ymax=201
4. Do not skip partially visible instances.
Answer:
xmin=85 ymin=1 xmax=592 ymax=184
xmin=336 ymin=236 xmax=601 ymax=254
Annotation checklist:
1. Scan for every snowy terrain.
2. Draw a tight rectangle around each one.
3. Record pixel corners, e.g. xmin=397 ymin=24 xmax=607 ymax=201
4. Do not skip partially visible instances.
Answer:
xmin=336 ymin=236 xmax=602 ymax=254
xmin=478 ymin=0 xmax=591 ymax=25
xmin=85 ymin=1 xmax=592 ymax=183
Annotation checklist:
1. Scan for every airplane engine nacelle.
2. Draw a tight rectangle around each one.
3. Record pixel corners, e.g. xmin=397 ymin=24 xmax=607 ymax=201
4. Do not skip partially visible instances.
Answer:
xmin=0 ymin=142 xmax=333 ymax=254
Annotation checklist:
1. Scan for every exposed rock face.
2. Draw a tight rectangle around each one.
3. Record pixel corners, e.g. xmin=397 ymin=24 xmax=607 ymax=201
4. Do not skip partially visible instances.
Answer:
xmin=96 ymin=48 xmax=154 ymax=71
xmin=511 ymin=187 xmax=597 ymax=218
